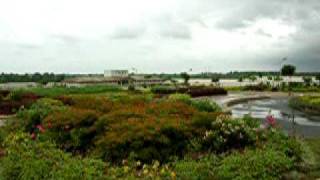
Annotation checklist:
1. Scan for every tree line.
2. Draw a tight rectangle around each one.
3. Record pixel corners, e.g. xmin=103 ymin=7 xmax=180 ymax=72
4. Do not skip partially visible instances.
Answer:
xmin=0 ymin=73 xmax=66 ymax=84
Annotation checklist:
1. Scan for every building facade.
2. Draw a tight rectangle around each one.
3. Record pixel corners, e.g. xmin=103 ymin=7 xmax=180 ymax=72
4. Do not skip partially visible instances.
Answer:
xmin=104 ymin=70 xmax=129 ymax=78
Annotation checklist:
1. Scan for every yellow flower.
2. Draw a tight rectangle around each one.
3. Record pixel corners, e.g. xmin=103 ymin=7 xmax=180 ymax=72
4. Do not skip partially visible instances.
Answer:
xmin=171 ymin=172 xmax=176 ymax=178
xmin=123 ymin=166 xmax=129 ymax=173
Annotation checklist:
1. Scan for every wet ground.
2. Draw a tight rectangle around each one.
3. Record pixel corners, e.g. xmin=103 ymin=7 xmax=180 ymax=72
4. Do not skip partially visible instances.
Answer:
xmin=209 ymin=92 xmax=320 ymax=137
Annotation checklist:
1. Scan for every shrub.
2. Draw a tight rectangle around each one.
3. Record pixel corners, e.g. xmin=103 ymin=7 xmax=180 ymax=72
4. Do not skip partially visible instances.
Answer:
xmin=174 ymin=155 xmax=220 ymax=179
xmin=69 ymin=95 xmax=113 ymax=113
xmin=106 ymin=160 xmax=174 ymax=179
xmin=17 ymin=98 xmax=65 ymax=132
xmin=151 ymin=86 xmax=183 ymax=94
xmin=7 ymin=90 xmax=25 ymax=101
xmin=168 ymin=93 xmax=192 ymax=104
xmin=0 ymin=132 xmax=106 ymax=180
xmin=93 ymin=115 xmax=192 ymax=163
xmin=191 ymin=99 xmax=221 ymax=112
xmin=243 ymin=83 xmax=269 ymax=91
xmin=188 ymin=86 xmax=227 ymax=97
xmin=202 ymin=115 xmax=260 ymax=152
xmin=214 ymin=147 xmax=294 ymax=180
xmin=191 ymin=112 xmax=218 ymax=130
xmin=43 ymin=107 xmax=99 ymax=151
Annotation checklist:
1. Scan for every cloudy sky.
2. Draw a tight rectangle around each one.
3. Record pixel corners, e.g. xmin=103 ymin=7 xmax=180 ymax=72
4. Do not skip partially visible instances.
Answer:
xmin=0 ymin=0 xmax=319 ymax=73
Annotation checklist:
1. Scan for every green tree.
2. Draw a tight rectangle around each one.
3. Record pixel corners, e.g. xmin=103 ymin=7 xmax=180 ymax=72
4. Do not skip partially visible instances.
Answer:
xmin=302 ymin=76 xmax=312 ymax=87
xmin=248 ymin=76 xmax=257 ymax=82
xmin=211 ymin=77 xmax=220 ymax=86
xmin=316 ymin=74 xmax=320 ymax=85
xmin=281 ymin=65 xmax=296 ymax=77
xmin=181 ymin=72 xmax=190 ymax=85
xmin=281 ymin=64 xmax=296 ymax=91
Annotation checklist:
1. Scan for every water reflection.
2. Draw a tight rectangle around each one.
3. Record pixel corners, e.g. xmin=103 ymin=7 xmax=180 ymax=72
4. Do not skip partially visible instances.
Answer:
xmin=231 ymin=98 xmax=320 ymax=127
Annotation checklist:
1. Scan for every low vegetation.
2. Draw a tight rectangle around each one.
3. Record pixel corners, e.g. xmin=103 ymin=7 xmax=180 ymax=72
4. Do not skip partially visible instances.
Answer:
xmin=0 ymin=86 xmax=314 ymax=179
xmin=151 ymin=85 xmax=227 ymax=97
xmin=290 ymin=96 xmax=320 ymax=115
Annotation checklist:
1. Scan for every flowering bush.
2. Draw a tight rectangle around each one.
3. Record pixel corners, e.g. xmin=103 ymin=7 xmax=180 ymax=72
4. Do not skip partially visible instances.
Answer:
xmin=265 ymin=115 xmax=277 ymax=128
xmin=202 ymin=115 xmax=259 ymax=152
xmin=17 ymin=98 xmax=65 ymax=132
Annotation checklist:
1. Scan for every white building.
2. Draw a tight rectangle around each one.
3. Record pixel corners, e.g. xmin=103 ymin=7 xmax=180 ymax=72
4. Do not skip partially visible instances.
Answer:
xmin=104 ymin=70 xmax=129 ymax=78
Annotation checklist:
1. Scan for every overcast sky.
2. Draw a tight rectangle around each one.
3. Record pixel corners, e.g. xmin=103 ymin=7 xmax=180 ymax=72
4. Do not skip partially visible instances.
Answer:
xmin=0 ymin=0 xmax=319 ymax=74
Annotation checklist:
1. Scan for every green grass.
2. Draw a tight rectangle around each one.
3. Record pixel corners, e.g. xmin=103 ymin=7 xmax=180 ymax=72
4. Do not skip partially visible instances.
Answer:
xmin=302 ymin=138 xmax=320 ymax=178
xmin=289 ymin=96 xmax=320 ymax=115
xmin=24 ymin=85 xmax=123 ymax=97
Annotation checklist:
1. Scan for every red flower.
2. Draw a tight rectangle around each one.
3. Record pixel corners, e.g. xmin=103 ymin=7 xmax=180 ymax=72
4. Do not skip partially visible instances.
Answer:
xmin=36 ymin=124 xmax=46 ymax=133
xmin=31 ymin=132 xmax=36 ymax=140
xmin=266 ymin=115 xmax=276 ymax=127
xmin=47 ymin=121 xmax=52 ymax=129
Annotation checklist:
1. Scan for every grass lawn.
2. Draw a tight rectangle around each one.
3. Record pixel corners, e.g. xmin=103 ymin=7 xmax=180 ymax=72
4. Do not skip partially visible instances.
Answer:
xmin=303 ymin=138 xmax=320 ymax=178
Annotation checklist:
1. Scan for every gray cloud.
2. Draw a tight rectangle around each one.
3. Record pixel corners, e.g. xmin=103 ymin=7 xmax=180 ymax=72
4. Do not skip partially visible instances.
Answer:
xmin=110 ymin=26 xmax=145 ymax=39
xmin=255 ymin=29 xmax=272 ymax=38
xmin=50 ymin=34 xmax=82 ymax=44
xmin=0 ymin=0 xmax=319 ymax=73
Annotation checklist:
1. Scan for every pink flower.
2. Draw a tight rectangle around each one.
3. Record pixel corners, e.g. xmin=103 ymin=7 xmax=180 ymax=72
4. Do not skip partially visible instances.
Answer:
xmin=266 ymin=115 xmax=276 ymax=127
xmin=31 ymin=132 xmax=36 ymax=140
xmin=36 ymin=124 xmax=45 ymax=133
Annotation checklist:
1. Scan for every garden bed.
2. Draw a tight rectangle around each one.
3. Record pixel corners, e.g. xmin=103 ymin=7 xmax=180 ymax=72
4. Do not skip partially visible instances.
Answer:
xmin=0 ymin=90 xmax=308 ymax=179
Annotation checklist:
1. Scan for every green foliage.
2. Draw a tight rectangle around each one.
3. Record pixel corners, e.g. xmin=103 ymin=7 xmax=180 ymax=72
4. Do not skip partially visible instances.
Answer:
xmin=281 ymin=64 xmax=296 ymax=76
xmin=151 ymin=86 xmax=227 ymax=97
xmin=303 ymin=76 xmax=312 ymax=86
xmin=7 ymin=90 xmax=25 ymax=101
xmin=0 ymin=132 xmax=106 ymax=180
xmin=150 ymin=85 xmax=181 ymax=94
xmin=191 ymin=99 xmax=221 ymax=112
xmin=17 ymin=98 xmax=65 ymax=132
xmin=248 ymin=75 xmax=257 ymax=82
xmin=25 ymin=85 xmax=121 ymax=97
xmin=168 ymin=93 xmax=192 ymax=104
xmin=180 ymin=72 xmax=190 ymax=85
xmin=289 ymin=96 xmax=320 ymax=115
xmin=211 ymin=77 xmax=219 ymax=83
xmin=202 ymin=115 xmax=259 ymax=152
xmin=214 ymin=147 xmax=294 ymax=180
xmin=174 ymin=155 xmax=220 ymax=179
xmin=243 ymin=83 xmax=269 ymax=91
xmin=1 ymin=91 xmax=307 ymax=179
xmin=106 ymin=160 xmax=175 ymax=179
xmin=316 ymin=74 xmax=320 ymax=84
xmin=0 ymin=73 xmax=65 ymax=83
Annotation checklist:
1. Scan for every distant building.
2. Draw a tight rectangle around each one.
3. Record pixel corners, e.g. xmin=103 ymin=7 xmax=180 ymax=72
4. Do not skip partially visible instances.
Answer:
xmin=104 ymin=70 xmax=129 ymax=78
xmin=63 ymin=70 xmax=164 ymax=87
